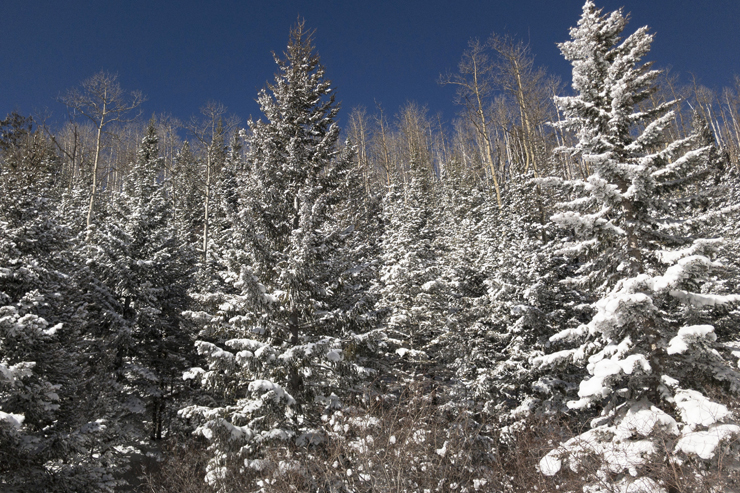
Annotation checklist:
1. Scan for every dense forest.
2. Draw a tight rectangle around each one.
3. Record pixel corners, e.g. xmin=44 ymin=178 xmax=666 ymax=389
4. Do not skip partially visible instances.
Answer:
xmin=3 ymin=2 xmax=740 ymax=491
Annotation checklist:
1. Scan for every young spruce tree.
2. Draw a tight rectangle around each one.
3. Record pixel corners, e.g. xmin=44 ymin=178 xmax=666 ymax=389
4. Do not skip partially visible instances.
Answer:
xmin=0 ymin=122 xmax=117 ymax=491
xmin=535 ymin=2 xmax=740 ymax=490
xmin=180 ymin=22 xmax=372 ymax=490
xmin=88 ymin=120 xmax=192 ymax=463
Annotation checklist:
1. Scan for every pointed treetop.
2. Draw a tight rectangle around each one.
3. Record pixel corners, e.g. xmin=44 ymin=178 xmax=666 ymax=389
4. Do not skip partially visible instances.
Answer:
xmin=258 ymin=18 xmax=338 ymax=128
xmin=138 ymin=117 xmax=160 ymax=165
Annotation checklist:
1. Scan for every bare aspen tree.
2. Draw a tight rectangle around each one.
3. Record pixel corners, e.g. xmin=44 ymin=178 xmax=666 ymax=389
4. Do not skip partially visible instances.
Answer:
xmin=440 ymin=39 xmax=502 ymax=208
xmin=397 ymin=102 xmax=434 ymax=181
xmin=451 ymin=116 xmax=487 ymax=182
xmin=723 ymin=83 xmax=740 ymax=165
xmin=490 ymin=95 xmax=515 ymax=183
xmin=41 ymin=116 xmax=81 ymax=189
xmin=487 ymin=33 xmax=554 ymax=237
xmin=373 ymin=103 xmax=394 ymax=187
xmin=435 ymin=113 xmax=449 ymax=169
xmin=60 ymin=71 xmax=145 ymax=232
xmin=660 ymin=70 xmax=691 ymax=138
xmin=489 ymin=33 xmax=550 ymax=177
xmin=186 ymin=101 xmax=240 ymax=260
xmin=108 ymin=120 xmax=145 ymax=191
xmin=732 ymin=75 xmax=740 ymax=157
xmin=692 ymin=80 xmax=723 ymax=147
xmin=153 ymin=114 xmax=183 ymax=195
xmin=348 ymin=106 xmax=372 ymax=196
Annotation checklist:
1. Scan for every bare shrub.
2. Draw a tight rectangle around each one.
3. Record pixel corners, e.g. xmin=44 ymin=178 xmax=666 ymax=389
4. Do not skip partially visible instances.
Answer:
xmin=142 ymin=437 xmax=225 ymax=493
xmin=143 ymin=383 xmax=740 ymax=492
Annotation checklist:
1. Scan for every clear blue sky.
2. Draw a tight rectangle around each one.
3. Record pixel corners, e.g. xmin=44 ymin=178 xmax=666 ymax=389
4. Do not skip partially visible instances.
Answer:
xmin=2 ymin=0 xmax=738 ymax=128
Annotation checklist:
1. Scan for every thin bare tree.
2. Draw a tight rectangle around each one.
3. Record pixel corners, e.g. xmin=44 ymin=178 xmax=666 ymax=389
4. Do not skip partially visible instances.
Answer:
xmin=440 ymin=39 xmax=502 ymax=208
xmin=60 ymin=71 xmax=145 ymax=232
xmin=185 ymin=101 xmax=240 ymax=260
xmin=348 ymin=106 xmax=372 ymax=196
xmin=489 ymin=33 xmax=551 ymax=178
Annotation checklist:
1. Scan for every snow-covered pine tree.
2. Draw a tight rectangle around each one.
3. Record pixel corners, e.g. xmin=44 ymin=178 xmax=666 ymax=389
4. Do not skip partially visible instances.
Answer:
xmin=180 ymin=22 xmax=373 ymax=489
xmin=0 ymin=122 xmax=117 ymax=491
xmin=199 ymin=132 xmax=244 ymax=286
xmin=450 ymin=175 xmax=578 ymax=420
xmin=535 ymin=2 xmax=740 ymax=489
xmin=183 ymin=132 xmax=246 ymax=325
xmin=87 ymin=120 xmax=193 ymax=462
xmin=409 ymin=158 xmax=484 ymax=383
xmin=171 ymin=140 xmax=203 ymax=251
xmin=374 ymin=150 xmax=445 ymax=373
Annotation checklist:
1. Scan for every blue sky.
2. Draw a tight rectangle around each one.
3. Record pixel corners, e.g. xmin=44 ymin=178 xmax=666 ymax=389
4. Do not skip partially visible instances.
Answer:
xmin=2 ymin=0 xmax=738 ymax=128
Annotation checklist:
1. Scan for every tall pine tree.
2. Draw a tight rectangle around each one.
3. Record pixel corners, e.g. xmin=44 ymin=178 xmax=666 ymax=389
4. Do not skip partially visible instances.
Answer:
xmin=87 ymin=120 xmax=193 ymax=463
xmin=536 ymin=3 xmax=740 ymax=489
xmin=0 ymin=120 xmax=117 ymax=491
xmin=180 ymin=22 xmax=372 ymax=489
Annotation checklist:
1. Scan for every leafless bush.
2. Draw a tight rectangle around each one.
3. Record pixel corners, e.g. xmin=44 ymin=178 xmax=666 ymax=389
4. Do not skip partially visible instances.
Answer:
xmin=143 ymin=384 xmax=740 ymax=492
xmin=142 ymin=437 xmax=222 ymax=493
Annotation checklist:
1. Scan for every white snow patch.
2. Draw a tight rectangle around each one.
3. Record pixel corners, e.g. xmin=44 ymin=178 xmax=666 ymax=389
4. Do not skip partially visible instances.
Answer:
xmin=225 ymin=338 xmax=269 ymax=351
xmin=326 ymin=350 xmax=342 ymax=362
xmin=396 ymin=347 xmax=427 ymax=359
xmin=183 ymin=367 xmax=205 ymax=380
xmin=436 ymin=440 xmax=448 ymax=457
xmin=675 ymin=424 xmax=740 ymax=460
xmin=246 ymin=459 xmax=270 ymax=471
xmin=348 ymin=416 xmax=380 ymax=430
xmin=473 ymin=478 xmax=487 ymax=490
xmin=661 ymin=375 xmax=679 ymax=388
xmin=539 ymin=452 xmax=562 ymax=476
xmin=532 ymin=349 xmax=577 ymax=369
xmin=263 ymin=290 xmax=285 ymax=304
xmin=44 ymin=323 xmax=62 ymax=336
xmin=667 ymin=325 xmax=716 ymax=355
xmin=656 ymin=239 xmax=722 ymax=265
xmin=621 ymin=477 xmax=667 ymax=493
xmin=592 ymin=358 xmax=622 ymax=378
xmin=195 ymin=341 xmax=235 ymax=362
xmin=258 ymin=428 xmax=292 ymax=442
xmin=248 ymin=380 xmax=296 ymax=405
xmin=421 ymin=280 xmax=440 ymax=292
xmin=235 ymin=350 xmax=254 ymax=364
xmin=541 ymin=425 xmax=658 ymax=478
xmin=669 ymin=290 xmax=740 ymax=307
xmin=0 ymin=361 xmax=35 ymax=386
xmin=0 ymin=411 xmax=24 ymax=429
xmin=674 ymin=390 xmax=729 ymax=428
xmin=614 ymin=401 xmax=679 ymax=440
xmin=578 ymin=374 xmax=611 ymax=399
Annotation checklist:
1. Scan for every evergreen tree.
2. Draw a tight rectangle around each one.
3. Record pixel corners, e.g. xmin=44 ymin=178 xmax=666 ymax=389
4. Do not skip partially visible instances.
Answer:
xmin=171 ymin=141 xmax=203 ymax=250
xmin=536 ymin=2 xmax=740 ymax=489
xmin=0 ymin=125 xmax=117 ymax=491
xmin=202 ymin=132 xmax=244 ymax=282
xmin=87 ymin=120 xmax=192 ymax=464
xmin=180 ymin=22 xmax=372 ymax=489
xmin=374 ymin=152 xmax=444 ymax=369
xmin=453 ymin=177 xmax=573 ymax=418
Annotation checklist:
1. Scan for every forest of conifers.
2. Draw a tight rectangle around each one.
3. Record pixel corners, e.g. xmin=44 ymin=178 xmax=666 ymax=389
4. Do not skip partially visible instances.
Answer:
xmin=3 ymin=2 xmax=740 ymax=491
